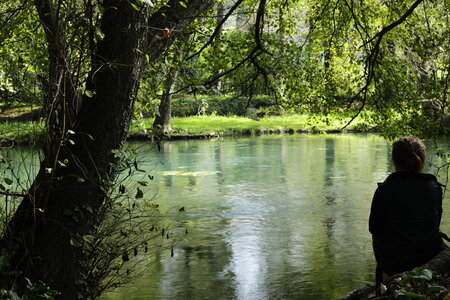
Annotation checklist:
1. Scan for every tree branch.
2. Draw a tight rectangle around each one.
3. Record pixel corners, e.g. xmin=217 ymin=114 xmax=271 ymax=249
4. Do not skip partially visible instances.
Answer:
xmin=363 ymin=0 xmax=424 ymax=47
xmin=186 ymin=0 xmax=245 ymax=61
xmin=171 ymin=0 xmax=270 ymax=96
xmin=341 ymin=0 xmax=425 ymax=129
xmin=254 ymin=0 xmax=269 ymax=55
xmin=0 ymin=2 xmax=29 ymax=33
xmin=0 ymin=191 xmax=27 ymax=198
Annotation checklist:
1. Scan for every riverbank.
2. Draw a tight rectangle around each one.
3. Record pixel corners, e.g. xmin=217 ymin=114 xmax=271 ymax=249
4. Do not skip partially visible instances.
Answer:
xmin=0 ymin=112 xmax=376 ymax=146
xmin=130 ymin=114 xmax=375 ymax=139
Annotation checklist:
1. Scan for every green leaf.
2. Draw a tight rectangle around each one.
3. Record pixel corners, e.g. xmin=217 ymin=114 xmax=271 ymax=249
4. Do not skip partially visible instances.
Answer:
xmin=82 ymin=235 xmax=95 ymax=243
xmin=421 ymin=269 xmax=433 ymax=280
xmin=95 ymin=27 xmax=105 ymax=39
xmin=85 ymin=90 xmax=94 ymax=98
xmin=403 ymin=292 xmax=425 ymax=298
xmin=135 ymin=187 xmax=144 ymax=199
xmin=70 ymin=238 xmax=82 ymax=247
xmin=179 ymin=1 xmax=187 ymax=8
xmin=427 ymin=285 xmax=447 ymax=293
xmin=143 ymin=0 xmax=154 ymax=6
xmin=129 ymin=1 xmax=141 ymax=10
xmin=412 ymin=275 xmax=431 ymax=281
xmin=85 ymin=205 xmax=93 ymax=213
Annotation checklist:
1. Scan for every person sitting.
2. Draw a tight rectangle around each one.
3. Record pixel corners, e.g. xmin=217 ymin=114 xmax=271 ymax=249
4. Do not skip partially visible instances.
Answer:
xmin=369 ymin=136 xmax=447 ymax=291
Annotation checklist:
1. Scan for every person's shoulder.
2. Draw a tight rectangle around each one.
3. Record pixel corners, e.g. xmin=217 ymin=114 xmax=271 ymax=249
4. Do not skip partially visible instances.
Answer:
xmin=387 ymin=172 xmax=444 ymax=188
xmin=376 ymin=172 xmax=398 ymax=188
xmin=412 ymin=172 xmax=445 ymax=188
xmin=374 ymin=175 xmax=395 ymax=198
xmin=374 ymin=172 xmax=436 ymax=189
xmin=420 ymin=173 xmax=446 ymax=188
xmin=417 ymin=172 xmax=438 ymax=181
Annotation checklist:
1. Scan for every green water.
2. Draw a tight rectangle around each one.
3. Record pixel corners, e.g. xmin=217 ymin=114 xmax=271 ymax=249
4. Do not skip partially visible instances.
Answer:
xmin=2 ymin=134 xmax=449 ymax=299
xmin=101 ymin=133 xmax=450 ymax=300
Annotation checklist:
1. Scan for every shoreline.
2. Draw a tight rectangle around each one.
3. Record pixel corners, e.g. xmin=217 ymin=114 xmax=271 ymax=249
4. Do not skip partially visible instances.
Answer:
xmin=127 ymin=127 xmax=370 ymax=141
xmin=1 ymin=128 xmax=375 ymax=148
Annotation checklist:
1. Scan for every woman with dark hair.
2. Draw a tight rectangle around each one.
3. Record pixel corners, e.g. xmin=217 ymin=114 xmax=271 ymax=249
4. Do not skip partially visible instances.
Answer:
xmin=369 ymin=136 xmax=447 ymax=291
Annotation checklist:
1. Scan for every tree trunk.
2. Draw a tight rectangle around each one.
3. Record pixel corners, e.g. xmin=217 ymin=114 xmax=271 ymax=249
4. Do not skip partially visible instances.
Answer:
xmin=152 ymin=72 xmax=177 ymax=134
xmin=152 ymin=50 xmax=183 ymax=134
xmin=0 ymin=0 xmax=213 ymax=298
xmin=214 ymin=2 xmax=224 ymax=91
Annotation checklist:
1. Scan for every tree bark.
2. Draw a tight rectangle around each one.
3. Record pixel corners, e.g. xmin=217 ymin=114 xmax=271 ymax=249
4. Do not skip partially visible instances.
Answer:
xmin=0 ymin=0 xmax=214 ymax=298
xmin=152 ymin=71 xmax=177 ymax=134
xmin=152 ymin=48 xmax=184 ymax=134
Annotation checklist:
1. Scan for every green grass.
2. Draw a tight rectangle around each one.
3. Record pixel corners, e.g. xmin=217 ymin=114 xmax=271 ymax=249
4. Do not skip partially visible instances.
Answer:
xmin=130 ymin=113 xmax=375 ymax=136
xmin=0 ymin=113 xmax=375 ymax=142
xmin=0 ymin=121 xmax=45 ymax=142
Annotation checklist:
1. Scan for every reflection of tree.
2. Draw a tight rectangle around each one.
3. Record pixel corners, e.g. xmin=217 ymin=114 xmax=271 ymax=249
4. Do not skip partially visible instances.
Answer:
xmin=162 ymin=142 xmax=174 ymax=187
xmin=188 ymin=176 xmax=197 ymax=187
xmin=279 ymin=137 xmax=288 ymax=184
xmin=157 ymin=219 xmax=235 ymax=299
xmin=214 ymin=143 xmax=225 ymax=190
xmin=323 ymin=137 xmax=337 ymax=256
xmin=325 ymin=137 xmax=336 ymax=188
xmin=106 ymin=135 xmax=394 ymax=299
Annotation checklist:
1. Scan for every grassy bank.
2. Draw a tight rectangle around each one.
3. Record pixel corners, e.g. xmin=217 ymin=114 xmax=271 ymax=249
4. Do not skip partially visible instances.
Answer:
xmin=0 ymin=121 xmax=45 ymax=143
xmin=0 ymin=113 xmax=375 ymax=144
xmin=130 ymin=114 xmax=375 ymax=136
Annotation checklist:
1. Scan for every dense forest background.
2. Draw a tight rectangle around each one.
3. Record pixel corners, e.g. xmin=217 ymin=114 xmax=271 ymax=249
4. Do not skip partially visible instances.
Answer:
xmin=1 ymin=0 xmax=450 ymax=299
xmin=2 ymin=0 xmax=449 ymax=137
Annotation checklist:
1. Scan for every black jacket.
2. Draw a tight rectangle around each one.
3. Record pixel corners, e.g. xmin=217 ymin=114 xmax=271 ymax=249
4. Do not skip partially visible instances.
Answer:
xmin=369 ymin=172 xmax=446 ymax=275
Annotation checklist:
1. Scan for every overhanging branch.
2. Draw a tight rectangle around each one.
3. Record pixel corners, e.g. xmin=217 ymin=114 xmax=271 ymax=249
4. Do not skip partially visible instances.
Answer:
xmin=186 ymin=0 xmax=246 ymax=61
xmin=341 ymin=0 xmax=425 ymax=129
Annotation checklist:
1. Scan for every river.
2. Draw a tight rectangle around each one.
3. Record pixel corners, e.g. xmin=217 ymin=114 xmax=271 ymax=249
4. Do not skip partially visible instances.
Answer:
xmin=2 ymin=134 xmax=450 ymax=299
xmin=100 ymin=134 xmax=450 ymax=299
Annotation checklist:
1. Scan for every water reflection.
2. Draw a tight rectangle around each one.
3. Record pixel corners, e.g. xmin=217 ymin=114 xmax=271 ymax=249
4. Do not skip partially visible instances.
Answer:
xmin=91 ymin=134 xmax=449 ymax=299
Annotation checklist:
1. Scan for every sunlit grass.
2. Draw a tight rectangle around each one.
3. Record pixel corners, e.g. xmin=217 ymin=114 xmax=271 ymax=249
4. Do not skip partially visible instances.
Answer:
xmin=0 ymin=121 xmax=45 ymax=142
xmin=130 ymin=113 xmax=374 ymax=136
xmin=0 ymin=112 xmax=374 ymax=142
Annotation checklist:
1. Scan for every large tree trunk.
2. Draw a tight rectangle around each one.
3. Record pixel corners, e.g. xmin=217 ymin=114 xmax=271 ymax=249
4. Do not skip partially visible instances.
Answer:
xmin=0 ymin=0 xmax=213 ymax=298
